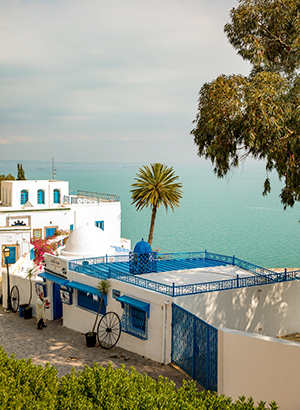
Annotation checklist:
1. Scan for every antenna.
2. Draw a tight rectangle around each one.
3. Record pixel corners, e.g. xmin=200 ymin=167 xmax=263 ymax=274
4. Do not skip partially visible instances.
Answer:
xmin=51 ymin=158 xmax=57 ymax=180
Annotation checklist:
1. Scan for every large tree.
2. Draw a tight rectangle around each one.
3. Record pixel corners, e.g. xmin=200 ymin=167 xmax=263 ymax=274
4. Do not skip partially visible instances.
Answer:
xmin=191 ymin=0 xmax=300 ymax=208
xmin=131 ymin=163 xmax=182 ymax=246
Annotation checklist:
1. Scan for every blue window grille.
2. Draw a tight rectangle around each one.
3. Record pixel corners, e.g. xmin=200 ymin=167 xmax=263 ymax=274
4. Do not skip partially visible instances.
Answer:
xmin=20 ymin=190 xmax=28 ymax=205
xmin=77 ymin=290 xmax=106 ymax=315
xmin=53 ymin=189 xmax=60 ymax=204
xmin=37 ymin=189 xmax=45 ymax=204
xmin=120 ymin=304 xmax=148 ymax=340
xmin=95 ymin=221 xmax=104 ymax=230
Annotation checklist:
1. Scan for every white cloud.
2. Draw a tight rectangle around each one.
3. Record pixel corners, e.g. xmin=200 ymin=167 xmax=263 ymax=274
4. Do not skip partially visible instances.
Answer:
xmin=0 ymin=0 xmax=250 ymax=162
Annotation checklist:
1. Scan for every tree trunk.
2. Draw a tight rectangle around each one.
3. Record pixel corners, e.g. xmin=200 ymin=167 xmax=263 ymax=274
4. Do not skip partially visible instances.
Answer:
xmin=148 ymin=205 xmax=157 ymax=246
xmin=91 ymin=294 xmax=104 ymax=334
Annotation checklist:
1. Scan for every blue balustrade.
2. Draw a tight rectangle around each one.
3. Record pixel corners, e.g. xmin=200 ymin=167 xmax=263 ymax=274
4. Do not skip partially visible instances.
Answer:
xmin=68 ymin=252 xmax=300 ymax=297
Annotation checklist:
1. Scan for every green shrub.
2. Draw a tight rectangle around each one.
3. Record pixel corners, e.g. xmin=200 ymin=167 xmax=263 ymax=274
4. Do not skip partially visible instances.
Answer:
xmin=0 ymin=347 xmax=277 ymax=409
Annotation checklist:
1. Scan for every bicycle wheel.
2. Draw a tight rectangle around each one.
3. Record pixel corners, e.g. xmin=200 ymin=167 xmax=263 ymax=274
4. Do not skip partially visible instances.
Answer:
xmin=10 ymin=285 xmax=20 ymax=313
xmin=97 ymin=311 xmax=121 ymax=349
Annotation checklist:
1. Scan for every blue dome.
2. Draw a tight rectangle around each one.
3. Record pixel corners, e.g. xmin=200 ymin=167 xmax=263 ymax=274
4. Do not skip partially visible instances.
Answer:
xmin=133 ymin=238 xmax=152 ymax=254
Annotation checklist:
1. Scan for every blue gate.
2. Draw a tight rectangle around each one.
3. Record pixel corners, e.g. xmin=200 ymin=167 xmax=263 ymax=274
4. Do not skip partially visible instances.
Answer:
xmin=171 ymin=304 xmax=218 ymax=391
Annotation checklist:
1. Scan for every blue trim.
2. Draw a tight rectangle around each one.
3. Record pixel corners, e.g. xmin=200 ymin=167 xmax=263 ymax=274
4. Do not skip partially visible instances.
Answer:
xmin=39 ymin=271 xmax=69 ymax=286
xmin=117 ymin=295 xmax=150 ymax=318
xmin=67 ymin=281 xmax=107 ymax=305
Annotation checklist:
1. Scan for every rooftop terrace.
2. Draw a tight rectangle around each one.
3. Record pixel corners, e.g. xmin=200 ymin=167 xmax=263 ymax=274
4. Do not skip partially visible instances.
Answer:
xmin=69 ymin=251 xmax=300 ymax=297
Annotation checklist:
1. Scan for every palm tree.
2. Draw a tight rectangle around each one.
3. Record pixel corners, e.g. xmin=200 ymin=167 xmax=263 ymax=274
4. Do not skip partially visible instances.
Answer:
xmin=91 ymin=279 xmax=111 ymax=334
xmin=131 ymin=163 xmax=183 ymax=246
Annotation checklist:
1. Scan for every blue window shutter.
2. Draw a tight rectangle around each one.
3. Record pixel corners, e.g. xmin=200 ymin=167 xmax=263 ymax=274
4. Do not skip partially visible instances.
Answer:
xmin=6 ymin=246 xmax=17 ymax=264
xmin=53 ymin=189 xmax=60 ymax=204
xmin=95 ymin=221 xmax=104 ymax=230
xmin=37 ymin=190 xmax=45 ymax=204
xmin=70 ymin=224 xmax=74 ymax=231
xmin=30 ymin=248 xmax=35 ymax=260
xmin=46 ymin=228 xmax=57 ymax=238
xmin=20 ymin=190 xmax=28 ymax=205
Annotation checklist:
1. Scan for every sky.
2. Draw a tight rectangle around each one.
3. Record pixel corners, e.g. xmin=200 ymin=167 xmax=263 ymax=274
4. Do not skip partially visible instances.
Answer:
xmin=0 ymin=0 xmax=250 ymax=164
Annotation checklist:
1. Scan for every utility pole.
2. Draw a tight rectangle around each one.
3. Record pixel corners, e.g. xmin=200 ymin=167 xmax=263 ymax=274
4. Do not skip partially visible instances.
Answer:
xmin=51 ymin=158 xmax=57 ymax=180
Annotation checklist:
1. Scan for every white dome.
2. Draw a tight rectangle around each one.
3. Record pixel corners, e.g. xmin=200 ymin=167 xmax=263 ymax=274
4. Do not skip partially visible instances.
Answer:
xmin=61 ymin=225 xmax=112 ymax=258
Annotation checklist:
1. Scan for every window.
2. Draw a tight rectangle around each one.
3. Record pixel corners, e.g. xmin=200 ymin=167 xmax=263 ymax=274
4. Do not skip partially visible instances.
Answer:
xmin=95 ymin=221 xmax=104 ymax=230
xmin=77 ymin=290 xmax=106 ymax=315
xmin=120 ymin=304 xmax=148 ymax=340
xmin=70 ymin=224 xmax=74 ymax=231
xmin=37 ymin=189 xmax=45 ymax=204
xmin=117 ymin=295 xmax=150 ymax=340
xmin=45 ymin=227 xmax=57 ymax=238
xmin=53 ymin=189 xmax=60 ymax=204
xmin=2 ymin=245 xmax=18 ymax=267
xmin=33 ymin=229 xmax=42 ymax=239
xmin=20 ymin=190 xmax=28 ymax=205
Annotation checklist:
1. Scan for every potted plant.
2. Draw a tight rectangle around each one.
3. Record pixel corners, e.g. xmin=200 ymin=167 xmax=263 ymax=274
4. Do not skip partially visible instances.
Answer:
xmin=23 ymin=268 xmax=35 ymax=319
xmin=85 ymin=279 xmax=111 ymax=347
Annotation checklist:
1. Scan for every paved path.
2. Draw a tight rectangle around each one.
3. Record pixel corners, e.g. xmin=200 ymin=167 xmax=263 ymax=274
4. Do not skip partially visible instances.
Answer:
xmin=0 ymin=306 xmax=201 ymax=390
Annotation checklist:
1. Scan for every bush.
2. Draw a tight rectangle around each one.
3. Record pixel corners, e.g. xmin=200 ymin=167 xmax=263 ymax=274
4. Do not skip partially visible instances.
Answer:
xmin=0 ymin=347 xmax=277 ymax=409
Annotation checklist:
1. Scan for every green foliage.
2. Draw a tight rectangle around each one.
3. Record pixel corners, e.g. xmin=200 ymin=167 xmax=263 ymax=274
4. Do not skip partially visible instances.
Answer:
xmin=224 ymin=0 xmax=300 ymax=75
xmin=131 ymin=163 xmax=183 ymax=246
xmin=191 ymin=0 xmax=300 ymax=209
xmin=0 ymin=346 xmax=58 ymax=409
xmin=17 ymin=163 xmax=26 ymax=180
xmin=0 ymin=348 xmax=277 ymax=409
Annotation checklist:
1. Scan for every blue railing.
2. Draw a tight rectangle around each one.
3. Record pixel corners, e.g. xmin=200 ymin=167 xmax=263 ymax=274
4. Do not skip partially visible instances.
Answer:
xmin=69 ymin=251 xmax=300 ymax=297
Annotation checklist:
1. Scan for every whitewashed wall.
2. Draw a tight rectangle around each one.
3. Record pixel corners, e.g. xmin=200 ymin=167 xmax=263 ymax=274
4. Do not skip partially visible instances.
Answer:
xmin=174 ymin=280 xmax=300 ymax=337
xmin=63 ymin=270 xmax=173 ymax=364
xmin=218 ymin=328 xmax=300 ymax=409
xmin=1 ymin=180 xmax=69 ymax=208
xmin=70 ymin=202 xmax=121 ymax=245
xmin=0 ymin=230 xmax=31 ymax=267
xmin=2 ymin=271 xmax=51 ymax=320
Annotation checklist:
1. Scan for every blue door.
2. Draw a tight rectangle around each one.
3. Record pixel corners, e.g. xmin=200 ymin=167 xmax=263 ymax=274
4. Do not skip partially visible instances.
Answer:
xmin=53 ymin=283 xmax=63 ymax=319
xmin=46 ymin=228 xmax=57 ymax=238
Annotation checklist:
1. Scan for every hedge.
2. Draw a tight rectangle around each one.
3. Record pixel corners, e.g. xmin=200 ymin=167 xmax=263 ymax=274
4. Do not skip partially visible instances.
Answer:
xmin=0 ymin=347 xmax=277 ymax=409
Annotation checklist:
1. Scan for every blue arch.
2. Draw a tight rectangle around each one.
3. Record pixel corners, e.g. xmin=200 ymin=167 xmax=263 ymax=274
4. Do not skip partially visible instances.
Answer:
xmin=37 ymin=189 xmax=45 ymax=204
xmin=53 ymin=189 xmax=60 ymax=204
xmin=20 ymin=190 xmax=28 ymax=205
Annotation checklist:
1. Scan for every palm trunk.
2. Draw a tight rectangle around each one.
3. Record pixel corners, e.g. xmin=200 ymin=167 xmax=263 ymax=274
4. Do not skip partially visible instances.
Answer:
xmin=91 ymin=294 xmax=104 ymax=334
xmin=148 ymin=205 xmax=157 ymax=246
xmin=27 ymin=277 xmax=32 ymax=309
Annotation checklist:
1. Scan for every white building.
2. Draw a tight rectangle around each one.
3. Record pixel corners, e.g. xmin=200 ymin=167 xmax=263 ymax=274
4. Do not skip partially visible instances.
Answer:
xmin=2 ymin=197 xmax=300 ymax=408
xmin=0 ymin=179 xmax=130 ymax=276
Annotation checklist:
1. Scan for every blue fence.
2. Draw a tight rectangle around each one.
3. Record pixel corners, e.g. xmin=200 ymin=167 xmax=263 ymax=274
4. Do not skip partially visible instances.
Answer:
xmin=69 ymin=251 xmax=300 ymax=297
xmin=172 ymin=304 xmax=218 ymax=391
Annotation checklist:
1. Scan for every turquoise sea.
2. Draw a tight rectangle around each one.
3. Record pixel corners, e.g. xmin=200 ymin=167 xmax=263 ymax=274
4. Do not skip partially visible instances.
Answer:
xmin=1 ymin=159 xmax=300 ymax=269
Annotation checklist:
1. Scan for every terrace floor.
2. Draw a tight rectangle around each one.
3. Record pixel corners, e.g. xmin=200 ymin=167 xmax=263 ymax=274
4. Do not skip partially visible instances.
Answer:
xmin=83 ymin=258 xmax=257 ymax=286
